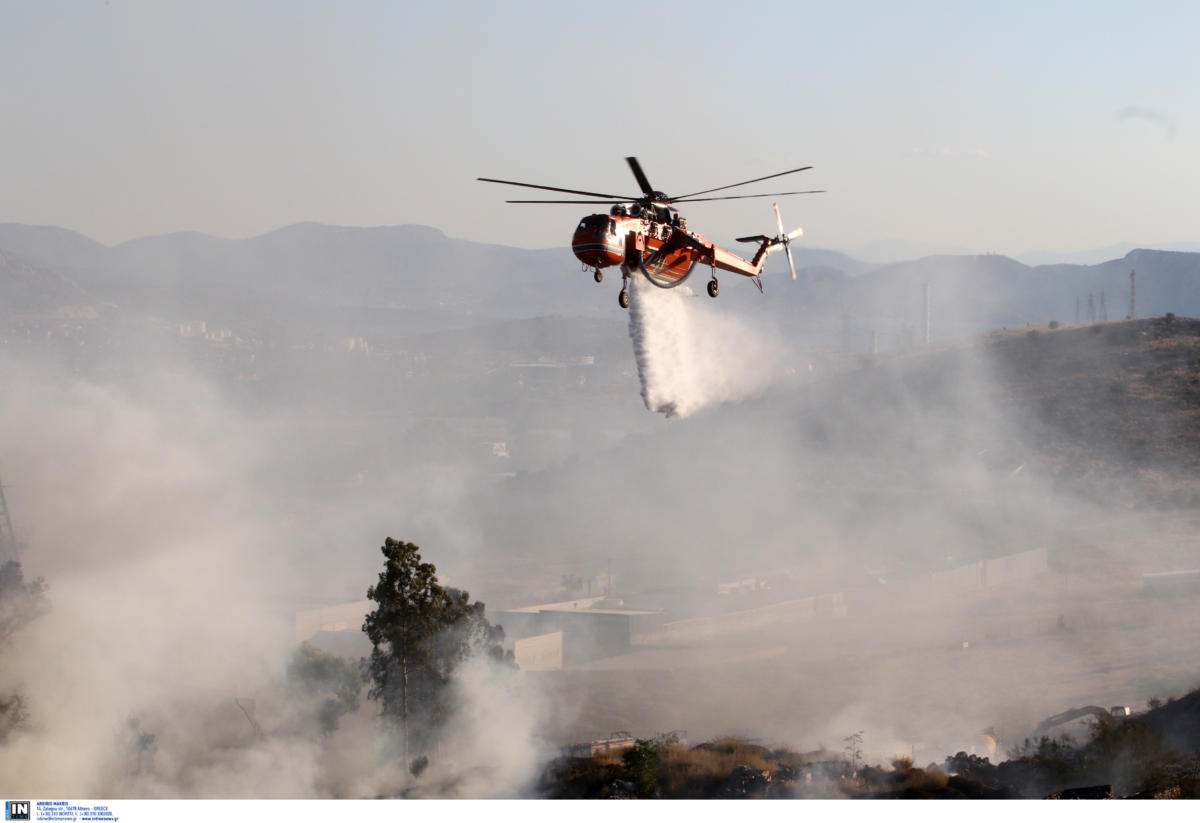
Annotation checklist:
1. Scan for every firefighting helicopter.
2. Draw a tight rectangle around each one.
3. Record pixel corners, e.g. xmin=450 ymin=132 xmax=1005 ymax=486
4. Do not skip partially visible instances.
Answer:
xmin=479 ymin=156 xmax=823 ymax=308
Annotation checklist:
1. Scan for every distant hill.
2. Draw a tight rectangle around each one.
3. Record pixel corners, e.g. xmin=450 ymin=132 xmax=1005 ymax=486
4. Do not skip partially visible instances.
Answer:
xmin=4 ymin=221 xmax=1200 ymax=347
xmin=0 ymin=221 xmax=627 ymax=333
xmin=0 ymin=224 xmax=108 ymax=269
xmin=0 ymin=249 xmax=108 ymax=316
xmin=1016 ymin=241 xmax=1200 ymax=267
xmin=784 ymin=247 xmax=876 ymax=277
xmin=749 ymin=249 xmax=1200 ymax=346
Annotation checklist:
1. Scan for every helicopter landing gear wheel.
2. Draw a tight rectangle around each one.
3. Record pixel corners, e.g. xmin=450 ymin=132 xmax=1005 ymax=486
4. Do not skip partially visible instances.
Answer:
xmin=707 ymin=278 xmax=719 ymax=298
xmin=618 ymin=289 xmax=630 ymax=309
xmin=594 ymin=269 xmax=603 ymax=283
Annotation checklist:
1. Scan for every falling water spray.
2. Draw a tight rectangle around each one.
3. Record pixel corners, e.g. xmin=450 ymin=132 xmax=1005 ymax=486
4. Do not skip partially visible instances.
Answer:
xmin=625 ymin=272 xmax=793 ymax=418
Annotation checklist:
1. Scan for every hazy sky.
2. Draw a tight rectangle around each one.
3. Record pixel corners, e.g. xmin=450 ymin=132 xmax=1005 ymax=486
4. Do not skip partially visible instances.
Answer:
xmin=2 ymin=1 xmax=1197 ymax=255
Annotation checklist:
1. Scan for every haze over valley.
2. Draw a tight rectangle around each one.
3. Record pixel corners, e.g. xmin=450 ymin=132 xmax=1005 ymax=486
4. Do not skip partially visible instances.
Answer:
xmin=3 ymin=217 xmax=1200 ymax=796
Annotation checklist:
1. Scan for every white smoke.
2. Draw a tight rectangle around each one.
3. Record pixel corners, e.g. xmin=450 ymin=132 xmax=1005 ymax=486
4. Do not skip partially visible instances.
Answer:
xmin=626 ymin=271 xmax=794 ymax=418
xmin=409 ymin=656 xmax=545 ymax=798
xmin=0 ymin=355 xmax=546 ymax=798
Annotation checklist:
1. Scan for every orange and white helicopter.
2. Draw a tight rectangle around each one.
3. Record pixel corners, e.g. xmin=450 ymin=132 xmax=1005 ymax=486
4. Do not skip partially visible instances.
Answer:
xmin=480 ymin=156 xmax=822 ymax=308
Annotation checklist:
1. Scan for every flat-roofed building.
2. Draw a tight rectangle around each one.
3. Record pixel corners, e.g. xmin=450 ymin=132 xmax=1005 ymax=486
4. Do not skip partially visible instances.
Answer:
xmin=502 ymin=597 xmax=663 ymax=665
xmin=514 ymin=631 xmax=564 ymax=671
xmin=294 ymin=600 xmax=373 ymax=657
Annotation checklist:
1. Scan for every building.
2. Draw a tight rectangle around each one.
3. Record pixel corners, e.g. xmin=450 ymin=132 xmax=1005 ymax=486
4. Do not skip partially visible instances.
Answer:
xmin=502 ymin=596 xmax=664 ymax=666
xmin=294 ymin=599 xmax=373 ymax=658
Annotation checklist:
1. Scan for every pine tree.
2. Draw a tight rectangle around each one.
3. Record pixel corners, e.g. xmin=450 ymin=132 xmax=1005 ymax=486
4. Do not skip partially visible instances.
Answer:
xmin=362 ymin=538 xmax=511 ymax=765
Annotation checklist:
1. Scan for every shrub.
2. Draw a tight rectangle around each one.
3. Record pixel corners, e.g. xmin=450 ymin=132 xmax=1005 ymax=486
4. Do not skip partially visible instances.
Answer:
xmin=622 ymin=739 xmax=662 ymax=798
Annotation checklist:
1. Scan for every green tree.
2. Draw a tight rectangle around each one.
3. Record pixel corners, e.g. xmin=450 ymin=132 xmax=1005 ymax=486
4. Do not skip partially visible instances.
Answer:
xmin=433 ymin=587 xmax=513 ymax=669
xmin=362 ymin=538 xmax=511 ymax=766
xmin=287 ymin=642 xmax=363 ymax=735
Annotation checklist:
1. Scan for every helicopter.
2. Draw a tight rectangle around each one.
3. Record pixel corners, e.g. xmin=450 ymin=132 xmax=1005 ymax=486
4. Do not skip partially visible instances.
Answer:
xmin=479 ymin=157 xmax=823 ymax=308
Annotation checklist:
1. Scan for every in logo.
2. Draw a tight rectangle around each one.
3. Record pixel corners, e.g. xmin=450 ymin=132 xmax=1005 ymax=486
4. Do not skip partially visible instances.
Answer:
xmin=5 ymin=801 xmax=30 ymax=821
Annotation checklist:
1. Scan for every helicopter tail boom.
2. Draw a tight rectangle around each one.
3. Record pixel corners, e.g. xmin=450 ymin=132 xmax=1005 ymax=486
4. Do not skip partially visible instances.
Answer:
xmin=717 ymin=207 xmax=803 ymax=279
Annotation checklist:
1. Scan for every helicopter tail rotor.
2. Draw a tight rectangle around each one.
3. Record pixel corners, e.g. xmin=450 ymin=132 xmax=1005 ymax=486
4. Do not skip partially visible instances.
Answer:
xmin=773 ymin=202 xmax=802 ymax=281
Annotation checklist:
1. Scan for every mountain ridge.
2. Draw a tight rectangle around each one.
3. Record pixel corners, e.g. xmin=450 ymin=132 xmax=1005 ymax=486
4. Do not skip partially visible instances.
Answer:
xmin=4 ymin=221 xmax=1200 ymax=343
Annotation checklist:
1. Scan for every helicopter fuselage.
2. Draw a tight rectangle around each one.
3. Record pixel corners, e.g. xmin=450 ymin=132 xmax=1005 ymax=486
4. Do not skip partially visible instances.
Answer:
xmin=571 ymin=211 xmax=773 ymax=289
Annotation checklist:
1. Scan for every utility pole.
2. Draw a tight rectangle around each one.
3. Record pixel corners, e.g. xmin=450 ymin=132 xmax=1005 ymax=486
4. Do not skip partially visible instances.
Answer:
xmin=1100 ymin=291 xmax=1108 ymax=323
xmin=0 ymin=474 xmax=18 ymax=563
xmin=1075 ymin=296 xmax=1080 ymax=325
xmin=1129 ymin=270 xmax=1136 ymax=320
xmin=1088 ymin=292 xmax=1096 ymax=324
xmin=923 ymin=282 xmax=931 ymax=345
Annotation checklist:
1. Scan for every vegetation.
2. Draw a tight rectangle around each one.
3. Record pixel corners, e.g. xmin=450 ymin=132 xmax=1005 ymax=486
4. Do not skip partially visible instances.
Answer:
xmin=0 ymin=560 xmax=49 ymax=644
xmin=362 ymin=538 xmax=511 ymax=768
xmin=286 ymin=642 xmax=363 ymax=735
xmin=0 ymin=560 xmax=49 ymax=742
xmin=0 ymin=693 xmax=28 ymax=743
xmin=540 ymin=686 xmax=1200 ymax=798
xmin=842 ymin=730 xmax=864 ymax=771
xmin=943 ymin=716 xmax=1196 ymax=799
xmin=540 ymin=736 xmax=800 ymax=799
xmin=540 ymin=736 xmax=1013 ymax=799
xmin=621 ymin=739 xmax=661 ymax=797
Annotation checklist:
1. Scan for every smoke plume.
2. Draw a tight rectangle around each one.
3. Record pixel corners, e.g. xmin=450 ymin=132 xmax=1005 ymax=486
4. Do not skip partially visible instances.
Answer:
xmin=0 ymin=353 xmax=547 ymax=797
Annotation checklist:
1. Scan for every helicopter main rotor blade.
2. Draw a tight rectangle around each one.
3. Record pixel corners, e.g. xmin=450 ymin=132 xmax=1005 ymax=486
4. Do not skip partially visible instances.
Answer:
xmin=671 ymin=190 xmax=825 ymax=203
xmin=505 ymin=199 xmax=629 ymax=204
xmin=478 ymin=177 xmax=634 ymax=200
xmin=625 ymin=157 xmax=656 ymax=198
xmin=672 ymin=166 xmax=813 ymax=201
